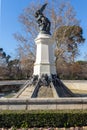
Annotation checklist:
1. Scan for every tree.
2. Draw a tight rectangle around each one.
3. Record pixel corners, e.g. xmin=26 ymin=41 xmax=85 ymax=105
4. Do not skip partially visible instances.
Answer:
xmin=20 ymin=58 xmax=34 ymax=79
xmin=0 ymin=48 xmax=11 ymax=66
xmin=0 ymin=48 xmax=11 ymax=80
xmin=0 ymin=48 xmax=3 ymax=52
xmin=54 ymin=26 xmax=85 ymax=63
xmin=7 ymin=59 xmax=22 ymax=79
xmin=14 ymin=0 xmax=80 ymax=75
xmin=76 ymin=61 xmax=87 ymax=79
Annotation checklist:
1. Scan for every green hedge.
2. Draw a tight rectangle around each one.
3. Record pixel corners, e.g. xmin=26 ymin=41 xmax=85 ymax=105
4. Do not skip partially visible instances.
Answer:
xmin=0 ymin=110 xmax=87 ymax=128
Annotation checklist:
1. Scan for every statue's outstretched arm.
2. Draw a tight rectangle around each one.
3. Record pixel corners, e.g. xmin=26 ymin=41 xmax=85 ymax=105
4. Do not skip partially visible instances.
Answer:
xmin=39 ymin=3 xmax=48 ymax=13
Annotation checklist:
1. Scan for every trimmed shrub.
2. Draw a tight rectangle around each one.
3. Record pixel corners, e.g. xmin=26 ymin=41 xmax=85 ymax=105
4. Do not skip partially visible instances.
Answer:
xmin=0 ymin=110 xmax=87 ymax=128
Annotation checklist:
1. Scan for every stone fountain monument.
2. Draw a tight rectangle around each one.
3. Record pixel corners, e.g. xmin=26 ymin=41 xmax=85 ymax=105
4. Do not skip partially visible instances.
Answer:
xmin=1 ymin=3 xmax=87 ymax=111
xmin=33 ymin=3 xmax=74 ymax=97
xmin=15 ymin=3 xmax=75 ymax=99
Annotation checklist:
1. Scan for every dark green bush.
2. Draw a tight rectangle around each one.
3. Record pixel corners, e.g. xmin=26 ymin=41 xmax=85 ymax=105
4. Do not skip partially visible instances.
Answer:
xmin=0 ymin=110 xmax=87 ymax=128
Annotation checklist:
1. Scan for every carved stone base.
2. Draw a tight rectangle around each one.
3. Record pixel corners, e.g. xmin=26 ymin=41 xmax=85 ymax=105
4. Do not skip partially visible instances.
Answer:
xmin=33 ymin=33 xmax=56 ymax=77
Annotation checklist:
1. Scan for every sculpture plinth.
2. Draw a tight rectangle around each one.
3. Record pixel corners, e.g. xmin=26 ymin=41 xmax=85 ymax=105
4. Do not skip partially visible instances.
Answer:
xmin=33 ymin=33 xmax=56 ymax=77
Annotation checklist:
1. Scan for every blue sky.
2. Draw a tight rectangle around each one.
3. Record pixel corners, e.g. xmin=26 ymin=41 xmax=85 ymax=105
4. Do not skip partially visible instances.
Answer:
xmin=0 ymin=0 xmax=87 ymax=60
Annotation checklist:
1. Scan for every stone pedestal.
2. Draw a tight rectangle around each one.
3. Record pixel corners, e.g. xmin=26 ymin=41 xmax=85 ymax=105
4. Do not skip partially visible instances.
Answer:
xmin=33 ymin=33 xmax=56 ymax=77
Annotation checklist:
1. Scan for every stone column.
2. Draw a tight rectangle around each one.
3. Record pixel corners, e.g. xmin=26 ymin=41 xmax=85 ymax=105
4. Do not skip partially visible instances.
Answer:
xmin=33 ymin=33 xmax=56 ymax=77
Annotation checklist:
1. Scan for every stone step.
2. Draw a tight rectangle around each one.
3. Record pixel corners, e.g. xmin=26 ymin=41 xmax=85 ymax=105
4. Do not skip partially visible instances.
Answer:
xmin=24 ymin=88 xmax=34 ymax=92
xmin=21 ymin=90 xmax=33 ymax=94
xmin=37 ymin=86 xmax=53 ymax=98
xmin=18 ymin=86 xmax=35 ymax=98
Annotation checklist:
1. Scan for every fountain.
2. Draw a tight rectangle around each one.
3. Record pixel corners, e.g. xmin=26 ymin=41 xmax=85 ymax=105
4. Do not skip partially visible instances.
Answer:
xmin=0 ymin=3 xmax=87 ymax=110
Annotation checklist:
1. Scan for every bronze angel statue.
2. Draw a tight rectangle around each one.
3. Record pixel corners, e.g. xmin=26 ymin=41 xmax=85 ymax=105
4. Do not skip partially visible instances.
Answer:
xmin=35 ymin=3 xmax=51 ymax=34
